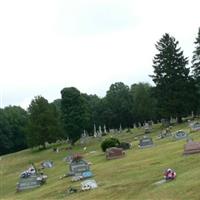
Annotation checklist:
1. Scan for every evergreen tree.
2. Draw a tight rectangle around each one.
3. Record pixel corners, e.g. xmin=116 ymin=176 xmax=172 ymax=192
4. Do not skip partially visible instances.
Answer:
xmin=192 ymin=28 xmax=200 ymax=114
xmin=151 ymin=33 xmax=191 ymax=122
xmin=192 ymin=28 xmax=200 ymax=80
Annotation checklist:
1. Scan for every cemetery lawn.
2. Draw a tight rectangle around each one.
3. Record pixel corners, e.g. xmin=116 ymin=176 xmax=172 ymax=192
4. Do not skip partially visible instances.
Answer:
xmin=1 ymin=122 xmax=200 ymax=200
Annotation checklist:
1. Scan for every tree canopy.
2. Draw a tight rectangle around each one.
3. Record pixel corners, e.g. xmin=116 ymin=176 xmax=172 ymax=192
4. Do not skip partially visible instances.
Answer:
xmin=26 ymin=96 xmax=62 ymax=149
xmin=151 ymin=33 xmax=192 ymax=122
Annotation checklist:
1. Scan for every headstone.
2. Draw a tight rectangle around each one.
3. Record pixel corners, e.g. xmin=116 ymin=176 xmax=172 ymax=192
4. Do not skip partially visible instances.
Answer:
xmin=118 ymin=142 xmax=131 ymax=150
xmin=69 ymin=159 xmax=90 ymax=176
xmin=184 ymin=141 xmax=200 ymax=155
xmin=119 ymin=124 xmax=122 ymax=133
xmin=17 ymin=175 xmax=44 ymax=191
xmin=97 ymin=126 xmax=102 ymax=137
xmin=99 ymin=126 xmax=102 ymax=134
xmin=170 ymin=117 xmax=177 ymax=125
xmin=158 ymin=129 xmax=172 ymax=139
xmin=190 ymin=122 xmax=200 ymax=131
xmin=94 ymin=124 xmax=97 ymax=137
xmin=174 ymin=130 xmax=187 ymax=140
xmin=191 ymin=111 xmax=194 ymax=119
xmin=161 ymin=119 xmax=170 ymax=127
xmin=106 ymin=147 xmax=125 ymax=160
xmin=144 ymin=123 xmax=151 ymax=134
xmin=103 ymin=125 xmax=107 ymax=134
xmin=63 ymin=155 xmax=73 ymax=163
xmin=41 ymin=160 xmax=53 ymax=168
xmin=17 ymin=165 xmax=47 ymax=192
xmin=139 ymin=137 xmax=154 ymax=148
xmin=81 ymin=179 xmax=98 ymax=191
xmin=109 ymin=129 xmax=114 ymax=134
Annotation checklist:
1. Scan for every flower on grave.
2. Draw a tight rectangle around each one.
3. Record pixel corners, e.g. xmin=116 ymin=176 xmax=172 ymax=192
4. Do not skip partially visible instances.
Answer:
xmin=72 ymin=153 xmax=83 ymax=161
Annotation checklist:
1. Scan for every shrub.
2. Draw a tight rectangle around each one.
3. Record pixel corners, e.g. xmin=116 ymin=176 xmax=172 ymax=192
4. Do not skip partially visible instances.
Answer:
xmin=101 ymin=138 xmax=120 ymax=152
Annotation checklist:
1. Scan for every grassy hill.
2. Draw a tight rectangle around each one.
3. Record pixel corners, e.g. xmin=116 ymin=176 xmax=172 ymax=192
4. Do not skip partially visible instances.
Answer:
xmin=1 ymin=122 xmax=200 ymax=200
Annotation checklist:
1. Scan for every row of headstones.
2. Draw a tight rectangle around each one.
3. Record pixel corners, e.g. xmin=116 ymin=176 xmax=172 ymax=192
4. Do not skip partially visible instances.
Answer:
xmin=80 ymin=118 xmax=189 ymax=142
xmin=106 ymin=129 xmax=195 ymax=160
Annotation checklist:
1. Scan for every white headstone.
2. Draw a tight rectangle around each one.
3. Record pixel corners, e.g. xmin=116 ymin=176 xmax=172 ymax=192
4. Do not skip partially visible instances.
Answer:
xmin=94 ymin=124 xmax=97 ymax=137
xmin=103 ymin=125 xmax=107 ymax=133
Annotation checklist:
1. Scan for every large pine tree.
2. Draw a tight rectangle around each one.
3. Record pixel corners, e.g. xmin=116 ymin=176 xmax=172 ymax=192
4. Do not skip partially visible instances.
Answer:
xmin=191 ymin=28 xmax=200 ymax=114
xmin=192 ymin=28 xmax=200 ymax=80
xmin=151 ymin=33 xmax=191 ymax=122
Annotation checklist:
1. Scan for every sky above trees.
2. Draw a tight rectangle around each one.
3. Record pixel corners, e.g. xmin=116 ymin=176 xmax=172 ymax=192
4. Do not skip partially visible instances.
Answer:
xmin=0 ymin=0 xmax=199 ymax=109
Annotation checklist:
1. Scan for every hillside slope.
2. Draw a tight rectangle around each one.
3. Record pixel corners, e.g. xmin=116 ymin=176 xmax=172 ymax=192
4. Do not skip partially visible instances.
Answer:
xmin=1 ymin=123 xmax=200 ymax=200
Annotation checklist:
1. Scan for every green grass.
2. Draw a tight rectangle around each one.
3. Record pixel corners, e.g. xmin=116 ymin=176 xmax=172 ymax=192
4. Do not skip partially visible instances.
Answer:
xmin=1 ymin=123 xmax=200 ymax=200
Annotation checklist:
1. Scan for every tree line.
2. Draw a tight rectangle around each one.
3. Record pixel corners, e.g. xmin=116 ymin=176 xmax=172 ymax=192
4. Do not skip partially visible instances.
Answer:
xmin=0 ymin=28 xmax=200 ymax=155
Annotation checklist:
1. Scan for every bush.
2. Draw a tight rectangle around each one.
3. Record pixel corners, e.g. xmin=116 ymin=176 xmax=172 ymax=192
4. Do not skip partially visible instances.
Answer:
xmin=101 ymin=138 xmax=120 ymax=152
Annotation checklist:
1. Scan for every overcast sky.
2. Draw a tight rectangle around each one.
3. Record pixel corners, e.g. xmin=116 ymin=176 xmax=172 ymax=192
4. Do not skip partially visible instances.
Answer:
xmin=0 ymin=0 xmax=199 ymax=109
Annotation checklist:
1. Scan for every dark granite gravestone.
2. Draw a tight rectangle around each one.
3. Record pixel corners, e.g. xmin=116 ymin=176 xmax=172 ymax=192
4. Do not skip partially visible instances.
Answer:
xmin=184 ymin=141 xmax=200 ymax=155
xmin=106 ymin=147 xmax=125 ymax=160
xmin=174 ymin=130 xmax=187 ymax=140
xmin=117 ymin=142 xmax=131 ymax=150
xmin=69 ymin=159 xmax=90 ymax=176
xmin=139 ymin=137 xmax=154 ymax=148
xmin=16 ymin=174 xmax=47 ymax=192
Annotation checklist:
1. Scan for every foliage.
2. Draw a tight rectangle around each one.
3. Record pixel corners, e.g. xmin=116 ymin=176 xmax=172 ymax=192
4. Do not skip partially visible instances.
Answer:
xmin=26 ymin=96 xmax=62 ymax=149
xmin=101 ymin=137 xmax=120 ymax=152
xmin=61 ymin=87 xmax=90 ymax=144
xmin=105 ymin=82 xmax=133 ymax=128
xmin=4 ymin=106 xmax=28 ymax=152
xmin=0 ymin=109 xmax=13 ymax=155
xmin=130 ymin=83 xmax=157 ymax=122
xmin=192 ymin=27 xmax=200 ymax=80
xmin=151 ymin=33 xmax=193 ymax=122
xmin=192 ymin=27 xmax=200 ymax=114
xmin=0 ymin=106 xmax=28 ymax=155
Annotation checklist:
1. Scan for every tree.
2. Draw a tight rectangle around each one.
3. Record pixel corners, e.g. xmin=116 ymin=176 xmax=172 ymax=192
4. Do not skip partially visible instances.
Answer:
xmin=130 ymin=83 xmax=157 ymax=123
xmin=101 ymin=138 xmax=120 ymax=152
xmin=61 ymin=87 xmax=90 ymax=144
xmin=105 ymin=82 xmax=133 ymax=128
xmin=192 ymin=28 xmax=200 ymax=114
xmin=192 ymin=27 xmax=200 ymax=80
xmin=151 ymin=33 xmax=192 ymax=122
xmin=0 ymin=109 xmax=13 ymax=155
xmin=26 ymin=96 xmax=62 ymax=149
xmin=4 ymin=106 xmax=28 ymax=152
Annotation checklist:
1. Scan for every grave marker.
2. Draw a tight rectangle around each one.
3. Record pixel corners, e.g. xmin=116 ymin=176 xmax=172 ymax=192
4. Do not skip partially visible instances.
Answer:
xmin=184 ymin=141 xmax=200 ymax=155
xmin=139 ymin=137 xmax=154 ymax=148
xmin=174 ymin=130 xmax=187 ymax=140
xmin=106 ymin=147 xmax=125 ymax=160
